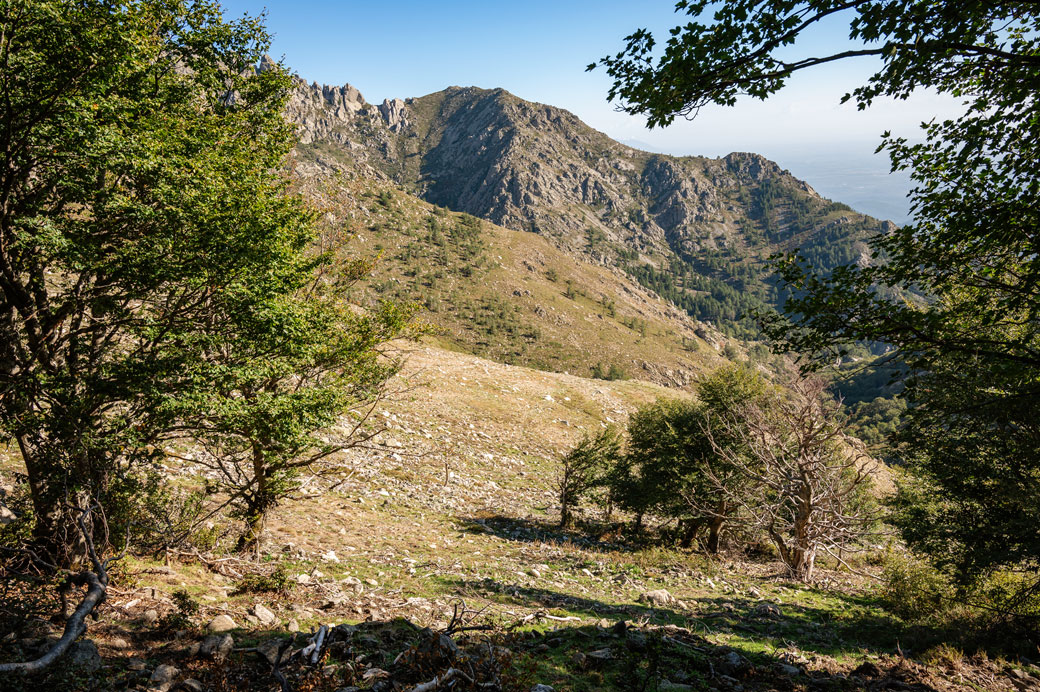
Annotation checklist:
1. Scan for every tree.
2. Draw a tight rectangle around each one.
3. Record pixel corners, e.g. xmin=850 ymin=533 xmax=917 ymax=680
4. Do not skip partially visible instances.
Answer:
xmin=704 ymin=375 xmax=875 ymax=581
xmin=557 ymin=426 xmax=623 ymax=528
xmin=0 ymin=0 xmax=309 ymax=562
xmin=178 ymin=246 xmax=413 ymax=551
xmin=594 ymin=1 xmax=1040 ymax=601
xmin=619 ymin=363 xmax=767 ymax=552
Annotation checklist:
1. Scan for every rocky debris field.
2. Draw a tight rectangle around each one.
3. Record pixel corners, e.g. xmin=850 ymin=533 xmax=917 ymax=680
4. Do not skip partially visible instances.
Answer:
xmin=1 ymin=346 xmax=1037 ymax=691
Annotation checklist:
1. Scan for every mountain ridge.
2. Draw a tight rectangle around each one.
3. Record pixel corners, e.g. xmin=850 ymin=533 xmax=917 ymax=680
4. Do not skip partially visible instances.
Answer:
xmin=284 ymin=69 xmax=889 ymax=339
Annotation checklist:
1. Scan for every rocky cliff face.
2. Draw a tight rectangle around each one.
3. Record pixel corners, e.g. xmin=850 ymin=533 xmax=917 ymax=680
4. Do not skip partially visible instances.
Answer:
xmin=285 ymin=73 xmax=882 ymax=335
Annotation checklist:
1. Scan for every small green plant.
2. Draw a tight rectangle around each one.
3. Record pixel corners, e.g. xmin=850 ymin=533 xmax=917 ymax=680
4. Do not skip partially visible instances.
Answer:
xmin=158 ymin=588 xmax=201 ymax=631
xmin=235 ymin=563 xmax=296 ymax=594
xmin=172 ymin=588 xmax=201 ymax=617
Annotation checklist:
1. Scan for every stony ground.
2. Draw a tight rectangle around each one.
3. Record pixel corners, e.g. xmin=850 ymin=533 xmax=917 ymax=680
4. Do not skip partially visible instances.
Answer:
xmin=2 ymin=345 xmax=1039 ymax=692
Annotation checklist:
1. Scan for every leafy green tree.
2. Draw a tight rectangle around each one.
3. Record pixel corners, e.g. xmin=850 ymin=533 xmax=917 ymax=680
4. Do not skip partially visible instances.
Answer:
xmin=619 ymin=363 xmax=768 ymax=552
xmin=557 ymin=425 xmax=623 ymax=528
xmin=179 ymin=247 xmax=414 ymax=551
xmin=594 ymin=1 xmax=1040 ymax=598
xmin=0 ymin=0 xmax=309 ymax=561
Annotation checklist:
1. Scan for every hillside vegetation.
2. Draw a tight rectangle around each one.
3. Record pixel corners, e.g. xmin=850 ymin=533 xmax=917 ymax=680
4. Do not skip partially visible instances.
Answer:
xmin=299 ymin=170 xmax=735 ymax=386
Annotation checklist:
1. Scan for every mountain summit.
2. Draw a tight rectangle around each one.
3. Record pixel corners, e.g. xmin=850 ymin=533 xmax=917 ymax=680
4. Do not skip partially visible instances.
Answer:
xmin=288 ymin=75 xmax=888 ymax=338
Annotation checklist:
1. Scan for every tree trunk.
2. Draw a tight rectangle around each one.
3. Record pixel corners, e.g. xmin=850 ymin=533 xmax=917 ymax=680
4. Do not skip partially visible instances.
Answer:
xmin=631 ymin=511 xmax=644 ymax=535
xmin=559 ymin=501 xmax=572 ymax=529
xmin=788 ymin=505 xmax=816 ymax=581
xmin=237 ymin=443 xmax=270 ymax=553
xmin=19 ymin=435 xmax=93 ymax=566
xmin=706 ymin=516 xmax=725 ymax=555
xmin=679 ymin=519 xmax=702 ymax=549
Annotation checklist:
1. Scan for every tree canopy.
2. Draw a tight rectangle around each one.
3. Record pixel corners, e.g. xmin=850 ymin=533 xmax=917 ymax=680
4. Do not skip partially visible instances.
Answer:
xmin=0 ymin=0 xmax=406 ymax=562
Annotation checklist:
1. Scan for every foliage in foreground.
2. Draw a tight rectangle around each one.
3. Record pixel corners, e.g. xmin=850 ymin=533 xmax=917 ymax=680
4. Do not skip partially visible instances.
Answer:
xmin=0 ymin=0 xmax=408 ymax=562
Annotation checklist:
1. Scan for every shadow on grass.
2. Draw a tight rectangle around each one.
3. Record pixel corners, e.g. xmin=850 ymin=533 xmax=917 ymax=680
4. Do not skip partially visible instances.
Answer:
xmin=443 ymin=575 xmax=692 ymax=624
xmin=456 ymin=513 xmax=640 ymax=553
xmin=442 ymin=573 xmax=963 ymax=663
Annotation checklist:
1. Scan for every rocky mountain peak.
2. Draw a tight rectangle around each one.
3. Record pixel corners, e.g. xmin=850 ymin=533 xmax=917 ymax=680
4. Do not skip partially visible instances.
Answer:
xmin=284 ymin=73 xmax=884 ymax=336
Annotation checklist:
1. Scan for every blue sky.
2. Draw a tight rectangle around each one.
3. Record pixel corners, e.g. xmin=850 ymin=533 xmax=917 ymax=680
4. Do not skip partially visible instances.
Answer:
xmin=220 ymin=0 xmax=962 ymax=221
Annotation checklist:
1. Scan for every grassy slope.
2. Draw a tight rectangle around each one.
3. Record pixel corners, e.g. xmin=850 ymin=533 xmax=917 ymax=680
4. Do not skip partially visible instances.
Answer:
xmin=0 ymin=344 xmax=1025 ymax=692
xmin=304 ymin=170 xmax=734 ymax=386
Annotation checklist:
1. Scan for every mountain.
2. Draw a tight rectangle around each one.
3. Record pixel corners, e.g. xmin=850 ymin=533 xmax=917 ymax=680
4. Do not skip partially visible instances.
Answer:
xmin=292 ymin=166 xmax=734 ymax=388
xmin=282 ymin=71 xmax=893 ymax=340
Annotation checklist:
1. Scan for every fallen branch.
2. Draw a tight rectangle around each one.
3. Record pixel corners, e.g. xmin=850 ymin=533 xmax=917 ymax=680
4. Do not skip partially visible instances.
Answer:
xmin=0 ymin=505 xmax=116 ymax=675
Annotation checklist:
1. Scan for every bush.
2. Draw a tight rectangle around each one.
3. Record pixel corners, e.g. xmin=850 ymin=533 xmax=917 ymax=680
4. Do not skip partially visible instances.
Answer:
xmin=557 ymin=426 xmax=623 ymax=528
xmin=234 ymin=563 xmax=296 ymax=595
xmin=878 ymin=551 xmax=952 ymax=622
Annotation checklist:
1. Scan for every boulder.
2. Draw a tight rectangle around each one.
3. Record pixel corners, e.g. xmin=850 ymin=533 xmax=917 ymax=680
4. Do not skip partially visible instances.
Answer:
xmin=206 ymin=614 xmax=237 ymax=633
xmin=257 ymin=638 xmax=291 ymax=665
xmin=200 ymin=633 xmax=234 ymax=661
xmin=253 ymin=603 xmax=276 ymax=625
xmin=69 ymin=640 xmax=102 ymax=672
xmin=640 ymin=589 xmax=675 ymax=606
xmin=150 ymin=664 xmax=180 ymax=691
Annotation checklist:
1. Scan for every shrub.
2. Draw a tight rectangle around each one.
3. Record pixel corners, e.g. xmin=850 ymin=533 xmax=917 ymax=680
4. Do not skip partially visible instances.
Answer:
xmin=878 ymin=551 xmax=952 ymax=622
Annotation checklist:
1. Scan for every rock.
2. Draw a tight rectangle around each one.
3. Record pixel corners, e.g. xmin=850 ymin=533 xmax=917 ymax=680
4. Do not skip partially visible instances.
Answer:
xmin=625 ymin=630 xmax=647 ymax=651
xmin=640 ymin=589 xmax=675 ymax=606
xmin=527 ymin=568 xmax=541 ymax=578
xmin=206 ymin=614 xmax=237 ymax=633
xmin=719 ymin=651 xmax=749 ymax=676
xmin=0 ymin=501 xmax=16 ymax=524
xmin=362 ymin=667 xmax=390 ymax=682
xmin=296 ymin=573 xmax=311 ymax=584
xmin=258 ymin=638 xmax=290 ymax=665
xmin=142 ymin=609 xmax=159 ymax=625
xmin=531 ymin=685 xmax=556 ymax=692
xmin=334 ymin=623 xmax=358 ymax=638
xmin=584 ymin=648 xmax=612 ymax=667
xmin=659 ymin=683 xmax=694 ymax=692
xmin=200 ymin=633 xmax=234 ymax=661
xmin=179 ymin=680 xmax=205 ymax=692
xmin=778 ymin=663 xmax=801 ymax=676
xmin=753 ymin=602 xmax=782 ymax=619
xmin=69 ymin=640 xmax=102 ymax=672
xmin=127 ymin=657 xmax=148 ymax=671
xmin=287 ymin=619 xmax=300 ymax=633
xmin=378 ymin=98 xmax=408 ymax=131
xmin=253 ymin=603 xmax=276 ymax=625
xmin=853 ymin=661 xmax=881 ymax=678
xmin=150 ymin=664 xmax=180 ymax=687
xmin=109 ymin=636 xmax=130 ymax=650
